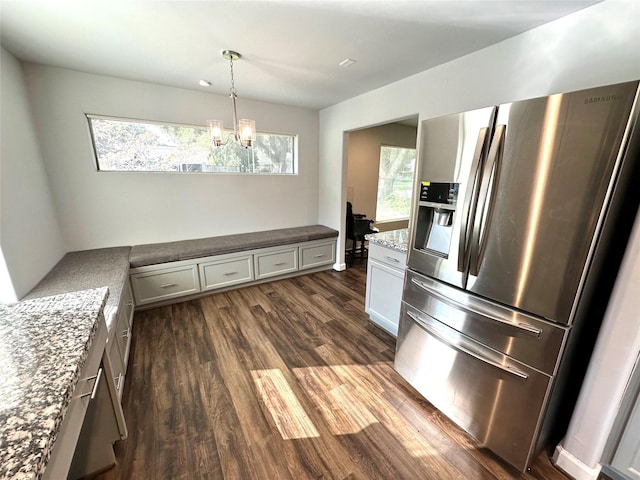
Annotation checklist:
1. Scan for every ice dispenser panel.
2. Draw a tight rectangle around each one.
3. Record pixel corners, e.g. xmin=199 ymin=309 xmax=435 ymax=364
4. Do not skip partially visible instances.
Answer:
xmin=414 ymin=182 xmax=459 ymax=257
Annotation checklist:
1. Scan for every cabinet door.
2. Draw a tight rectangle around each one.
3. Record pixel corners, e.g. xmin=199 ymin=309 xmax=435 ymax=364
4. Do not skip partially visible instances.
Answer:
xmin=610 ymin=382 xmax=640 ymax=480
xmin=365 ymin=258 xmax=405 ymax=336
xmin=116 ymin=283 xmax=134 ymax=372
xmin=108 ymin=338 xmax=126 ymax=402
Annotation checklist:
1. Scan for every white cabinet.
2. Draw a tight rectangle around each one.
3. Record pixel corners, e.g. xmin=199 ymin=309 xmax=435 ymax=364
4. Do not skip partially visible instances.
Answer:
xmin=365 ymin=243 xmax=407 ymax=336
xmin=605 ymin=361 xmax=640 ymax=480
xmin=44 ymin=316 xmax=108 ymax=480
xmin=129 ymin=239 xmax=336 ymax=308
xmin=104 ymin=281 xmax=134 ymax=402
xmin=130 ymin=264 xmax=200 ymax=305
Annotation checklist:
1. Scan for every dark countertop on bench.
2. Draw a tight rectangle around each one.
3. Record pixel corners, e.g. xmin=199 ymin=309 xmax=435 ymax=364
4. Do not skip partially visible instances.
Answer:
xmin=129 ymin=225 xmax=338 ymax=268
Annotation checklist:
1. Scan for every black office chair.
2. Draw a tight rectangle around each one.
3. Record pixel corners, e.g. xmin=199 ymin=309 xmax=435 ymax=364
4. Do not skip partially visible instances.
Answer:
xmin=345 ymin=202 xmax=378 ymax=266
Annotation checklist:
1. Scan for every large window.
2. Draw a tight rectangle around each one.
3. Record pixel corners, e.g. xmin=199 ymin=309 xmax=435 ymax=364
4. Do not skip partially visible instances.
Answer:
xmin=87 ymin=115 xmax=297 ymax=174
xmin=376 ymin=145 xmax=416 ymax=221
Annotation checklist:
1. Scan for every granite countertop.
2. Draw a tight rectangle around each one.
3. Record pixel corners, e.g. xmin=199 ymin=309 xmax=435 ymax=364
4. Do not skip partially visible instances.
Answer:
xmin=0 ymin=288 xmax=109 ymax=480
xmin=22 ymin=248 xmax=130 ymax=333
xmin=366 ymin=228 xmax=409 ymax=253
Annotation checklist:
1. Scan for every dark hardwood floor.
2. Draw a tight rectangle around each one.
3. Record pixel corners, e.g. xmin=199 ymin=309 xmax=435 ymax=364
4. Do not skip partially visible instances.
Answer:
xmin=97 ymin=261 xmax=571 ymax=479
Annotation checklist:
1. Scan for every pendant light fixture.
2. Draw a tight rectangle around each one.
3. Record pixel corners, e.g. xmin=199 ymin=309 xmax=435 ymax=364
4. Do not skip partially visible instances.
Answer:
xmin=208 ymin=50 xmax=256 ymax=148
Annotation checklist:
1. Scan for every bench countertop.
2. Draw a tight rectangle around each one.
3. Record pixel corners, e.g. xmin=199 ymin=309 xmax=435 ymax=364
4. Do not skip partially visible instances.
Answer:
xmin=22 ymin=247 xmax=131 ymax=332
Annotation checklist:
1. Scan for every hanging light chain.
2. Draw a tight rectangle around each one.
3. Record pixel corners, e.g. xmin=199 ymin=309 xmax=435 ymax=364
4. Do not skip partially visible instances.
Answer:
xmin=229 ymin=56 xmax=237 ymax=97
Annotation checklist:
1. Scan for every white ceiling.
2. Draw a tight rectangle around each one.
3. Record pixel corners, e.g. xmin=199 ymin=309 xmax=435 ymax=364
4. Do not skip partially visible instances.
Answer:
xmin=0 ymin=0 xmax=601 ymax=109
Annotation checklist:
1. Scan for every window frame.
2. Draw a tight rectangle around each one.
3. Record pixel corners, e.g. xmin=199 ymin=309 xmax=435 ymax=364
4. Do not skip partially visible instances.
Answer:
xmin=375 ymin=143 xmax=417 ymax=223
xmin=86 ymin=114 xmax=298 ymax=175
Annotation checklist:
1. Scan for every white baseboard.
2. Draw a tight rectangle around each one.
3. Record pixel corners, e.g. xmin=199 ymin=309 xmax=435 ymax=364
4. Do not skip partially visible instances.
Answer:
xmin=553 ymin=445 xmax=602 ymax=480
xmin=333 ymin=263 xmax=347 ymax=271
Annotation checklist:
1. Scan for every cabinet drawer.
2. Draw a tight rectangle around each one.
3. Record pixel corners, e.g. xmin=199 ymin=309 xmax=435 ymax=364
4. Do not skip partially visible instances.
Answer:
xmin=200 ymin=255 xmax=254 ymax=291
xmin=299 ymin=241 xmax=335 ymax=270
xmin=254 ymin=248 xmax=298 ymax=279
xmin=369 ymin=243 xmax=406 ymax=270
xmin=130 ymin=265 xmax=200 ymax=305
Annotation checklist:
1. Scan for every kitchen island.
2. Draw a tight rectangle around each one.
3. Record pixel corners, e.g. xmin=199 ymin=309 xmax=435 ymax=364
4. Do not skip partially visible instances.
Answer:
xmin=0 ymin=288 xmax=109 ymax=480
xmin=365 ymin=229 xmax=408 ymax=336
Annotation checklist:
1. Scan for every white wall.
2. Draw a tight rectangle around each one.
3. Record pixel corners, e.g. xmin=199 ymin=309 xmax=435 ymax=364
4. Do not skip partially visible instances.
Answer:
xmin=346 ymin=123 xmax=417 ymax=222
xmin=554 ymin=206 xmax=640 ymax=480
xmin=320 ymin=0 xmax=640 ymax=261
xmin=319 ymin=0 xmax=640 ymax=474
xmin=0 ymin=48 xmax=66 ymax=301
xmin=23 ymin=65 xmax=319 ymax=250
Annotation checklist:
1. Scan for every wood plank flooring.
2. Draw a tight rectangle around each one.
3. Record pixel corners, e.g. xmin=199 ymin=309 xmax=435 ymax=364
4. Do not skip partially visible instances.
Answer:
xmin=96 ymin=262 xmax=571 ymax=480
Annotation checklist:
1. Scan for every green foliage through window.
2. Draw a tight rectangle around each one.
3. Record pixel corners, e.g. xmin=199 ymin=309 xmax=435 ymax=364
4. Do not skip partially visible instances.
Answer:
xmin=88 ymin=115 xmax=297 ymax=174
xmin=376 ymin=145 xmax=416 ymax=221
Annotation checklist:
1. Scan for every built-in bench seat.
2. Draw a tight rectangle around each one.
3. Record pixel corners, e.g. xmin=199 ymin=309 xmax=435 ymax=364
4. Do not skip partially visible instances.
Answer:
xmin=128 ymin=225 xmax=339 ymax=307
xmin=129 ymin=225 xmax=338 ymax=268
xmin=18 ymin=224 xmax=338 ymax=418
xmin=22 ymin=225 xmax=339 ymax=314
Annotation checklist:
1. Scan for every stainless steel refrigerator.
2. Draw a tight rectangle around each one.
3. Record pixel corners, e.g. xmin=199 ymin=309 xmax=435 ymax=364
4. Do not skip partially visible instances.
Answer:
xmin=395 ymin=81 xmax=640 ymax=471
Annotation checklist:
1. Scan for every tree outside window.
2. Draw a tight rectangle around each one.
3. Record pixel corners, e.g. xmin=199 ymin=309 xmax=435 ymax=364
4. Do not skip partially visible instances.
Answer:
xmin=88 ymin=116 xmax=296 ymax=174
xmin=376 ymin=146 xmax=416 ymax=221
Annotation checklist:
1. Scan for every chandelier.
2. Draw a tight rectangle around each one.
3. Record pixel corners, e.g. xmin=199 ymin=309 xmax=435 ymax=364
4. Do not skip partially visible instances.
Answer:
xmin=208 ymin=50 xmax=256 ymax=148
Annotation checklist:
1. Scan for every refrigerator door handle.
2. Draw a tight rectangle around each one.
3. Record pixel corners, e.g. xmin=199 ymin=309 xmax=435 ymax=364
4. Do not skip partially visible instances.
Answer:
xmin=457 ymin=127 xmax=490 ymax=273
xmin=469 ymin=124 xmax=506 ymax=276
xmin=411 ymin=277 xmax=543 ymax=337
xmin=406 ymin=310 xmax=529 ymax=380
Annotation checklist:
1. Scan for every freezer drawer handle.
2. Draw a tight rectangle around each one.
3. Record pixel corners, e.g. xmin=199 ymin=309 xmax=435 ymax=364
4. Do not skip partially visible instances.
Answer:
xmin=407 ymin=310 xmax=529 ymax=380
xmin=411 ymin=277 xmax=542 ymax=338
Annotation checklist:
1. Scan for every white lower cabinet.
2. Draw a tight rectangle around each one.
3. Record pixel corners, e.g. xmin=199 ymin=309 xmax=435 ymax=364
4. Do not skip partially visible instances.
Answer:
xmin=129 ymin=239 xmax=336 ymax=308
xmin=44 ymin=317 xmax=108 ymax=480
xmin=365 ymin=243 xmax=407 ymax=337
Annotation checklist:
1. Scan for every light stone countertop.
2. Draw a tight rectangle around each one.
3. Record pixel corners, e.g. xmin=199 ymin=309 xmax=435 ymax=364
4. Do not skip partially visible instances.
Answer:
xmin=0 ymin=288 xmax=108 ymax=480
xmin=21 ymin=248 xmax=130 ymax=333
xmin=366 ymin=228 xmax=409 ymax=253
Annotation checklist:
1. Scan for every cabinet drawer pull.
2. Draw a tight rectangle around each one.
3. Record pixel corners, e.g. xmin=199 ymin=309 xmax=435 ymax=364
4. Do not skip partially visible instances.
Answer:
xmin=115 ymin=373 xmax=124 ymax=392
xmin=384 ymin=256 xmax=400 ymax=263
xmin=79 ymin=368 xmax=103 ymax=400
xmin=160 ymin=283 xmax=177 ymax=288
xmin=313 ymin=254 xmax=326 ymax=258
xmin=223 ymin=271 xmax=238 ymax=276
xmin=274 ymin=262 xmax=287 ymax=266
